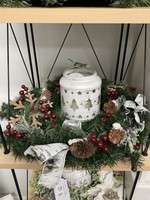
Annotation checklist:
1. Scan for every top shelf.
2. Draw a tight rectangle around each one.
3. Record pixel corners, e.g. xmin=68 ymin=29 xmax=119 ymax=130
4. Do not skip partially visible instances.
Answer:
xmin=0 ymin=7 xmax=150 ymax=23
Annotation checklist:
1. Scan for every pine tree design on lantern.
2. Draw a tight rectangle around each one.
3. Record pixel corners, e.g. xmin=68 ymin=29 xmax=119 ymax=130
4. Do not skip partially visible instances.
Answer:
xmin=61 ymin=96 xmax=65 ymax=106
xmin=70 ymin=99 xmax=79 ymax=111
xmin=84 ymin=99 xmax=93 ymax=110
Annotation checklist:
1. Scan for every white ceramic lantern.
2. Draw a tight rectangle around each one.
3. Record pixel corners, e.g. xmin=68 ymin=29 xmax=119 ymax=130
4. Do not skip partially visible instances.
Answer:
xmin=59 ymin=66 xmax=102 ymax=121
xmin=62 ymin=170 xmax=91 ymax=187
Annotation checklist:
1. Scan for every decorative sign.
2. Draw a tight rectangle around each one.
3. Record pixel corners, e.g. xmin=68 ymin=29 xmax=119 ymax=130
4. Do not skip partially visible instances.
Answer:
xmin=54 ymin=179 xmax=71 ymax=200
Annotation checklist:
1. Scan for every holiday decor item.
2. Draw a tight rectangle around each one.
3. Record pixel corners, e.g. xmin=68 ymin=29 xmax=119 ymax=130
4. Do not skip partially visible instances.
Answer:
xmin=0 ymin=66 xmax=150 ymax=180
xmin=59 ymin=66 xmax=102 ymax=121
xmin=62 ymin=169 xmax=91 ymax=187
xmin=30 ymin=170 xmax=123 ymax=200
xmin=0 ymin=0 xmax=150 ymax=7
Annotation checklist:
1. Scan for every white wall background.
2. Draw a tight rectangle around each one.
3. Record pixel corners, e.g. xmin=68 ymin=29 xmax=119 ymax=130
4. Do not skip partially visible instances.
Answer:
xmin=0 ymin=24 xmax=150 ymax=199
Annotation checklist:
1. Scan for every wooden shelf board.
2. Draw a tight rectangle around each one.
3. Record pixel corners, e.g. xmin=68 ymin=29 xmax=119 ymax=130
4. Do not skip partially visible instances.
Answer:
xmin=0 ymin=148 xmax=150 ymax=171
xmin=0 ymin=7 xmax=150 ymax=23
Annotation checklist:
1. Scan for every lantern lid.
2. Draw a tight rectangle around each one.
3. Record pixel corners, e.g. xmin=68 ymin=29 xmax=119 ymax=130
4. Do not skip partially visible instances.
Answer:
xmin=63 ymin=66 xmax=97 ymax=80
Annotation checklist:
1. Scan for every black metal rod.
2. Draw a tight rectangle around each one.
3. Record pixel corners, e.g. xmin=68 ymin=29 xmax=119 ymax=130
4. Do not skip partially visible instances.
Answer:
xmin=143 ymin=24 xmax=147 ymax=101
xmin=123 ymin=171 xmax=125 ymax=200
xmin=24 ymin=24 xmax=35 ymax=88
xmin=129 ymin=171 xmax=141 ymax=200
xmin=7 ymin=23 xmax=10 ymax=118
xmin=123 ymin=24 xmax=144 ymax=81
xmin=47 ymin=24 xmax=72 ymax=79
xmin=114 ymin=24 xmax=124 ymax=83
xmin=26 ymin=169 xmax=29 ymax=200
xmin=11 ymin=169 xmax=23 ymax=200
xmin=120 ymin=24 xmax=130 ymax=81
xmin=30 ymin=24 xmax=41 ymax=88
xmin=82 ymin=24 xmax=107 ymax=80
xmin=0 ymin=125 xmax=10 ymax=154
xmin=6 ymin=23 xmax=11 ymax=152
xmin=9 ymin=24 xmax=33 ymax=86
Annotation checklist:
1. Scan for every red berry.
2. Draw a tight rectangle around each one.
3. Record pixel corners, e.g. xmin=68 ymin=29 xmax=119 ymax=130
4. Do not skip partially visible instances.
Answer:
xmin=4 ymin=131 xmax=12 ymax=138
xmin=13 ymin=130 xmax=17 ymax=135
xmin=102 ymin=145 xmax=109 ymax=153
xmin=40 ymin=106 xmax=46 ymax=113
xmin=45 ymin=104 xmax=50 ymax=109
xmin=101 ymin=135 xmax=109 ymax=142
xmin=101 ymin=117 xmax=108 ymax=123
xmin=134 ymin=143 xmax=140 ymax=150
xmin=19 ymin=96 xmax=24 ymax=101
xmin=131 ymin=166 xmax=137 ymax=172
xmin=106 ymin=112 xmax=112 ymax=118
xmin=6 ymin=124 xmax=11 ymax=130
xmin=43 ymin=113 xmax=49 ymax=120
xmin=21 ymin=85 xmax=26 ymax=89
xmin=114 ymin=90 xmax=118 ymax=96
xmin=51 ymin=113 xmax=57 ymax=119
xmin=24 ymin=87 xmax=28 ymax=91
xmin=96 ymin=140 xmax=104 ymax=149
xmin=39 ymin=100 xmax=44 ymax=105
xmin=107 ymin=91 xmax=111 ymax=97
xmin=19 ymin=90 xmax=24 ymax=95
xmin=54 ymin=86 xmax=60 ymax=92
xmin=111 ymin=91 xmax=116 ymax=96
xmin=90 ymin=133 xmax=97 ymax=138
xmin=90 ymin=137 xmax=97 ymax=143
xmin=52 ymin=123 xmax=58 ymax=128
xmin=16 ymin=132 xmax=24 ymax=139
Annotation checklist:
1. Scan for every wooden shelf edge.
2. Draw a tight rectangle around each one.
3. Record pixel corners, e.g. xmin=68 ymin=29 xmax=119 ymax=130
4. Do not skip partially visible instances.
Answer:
xmin=0 ymin=148 xmax=150 ymax=171
xmin=0 ymin=7 xmax=150 ymax=23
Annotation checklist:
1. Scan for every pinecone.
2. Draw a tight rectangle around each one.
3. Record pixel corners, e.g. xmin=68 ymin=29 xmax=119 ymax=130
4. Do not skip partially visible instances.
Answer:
xmin=103 ymin=189 xmax=119 ymax=200
xmin=70 ymin=140 xmax=96 ymax=159
xmin=103 ymin=100 xmax=119 ymax=114
xmin=41 ymin=89 xmax=51 ymax=101
xmin=125 ymin=85 xmax=136 ymax=93
xmin=108 ymin=129 xmax=125 ymax=144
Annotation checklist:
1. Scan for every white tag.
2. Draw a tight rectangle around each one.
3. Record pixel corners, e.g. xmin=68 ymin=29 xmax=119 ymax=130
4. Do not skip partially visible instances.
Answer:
xmin=54 ymin=179 xmax=71 ymax=200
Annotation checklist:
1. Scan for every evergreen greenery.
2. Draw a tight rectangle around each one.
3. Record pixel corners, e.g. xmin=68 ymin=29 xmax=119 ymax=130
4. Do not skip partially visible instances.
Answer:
xmin=0 ymin=76 xmax=149 ymax=171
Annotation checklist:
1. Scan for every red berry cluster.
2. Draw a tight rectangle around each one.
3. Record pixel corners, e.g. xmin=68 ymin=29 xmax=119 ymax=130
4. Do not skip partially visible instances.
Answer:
xmin=54 ymin=83 xmax=60 ymax=93
xmin=107 ymin=90 xmax=118 ymax=100
xmin=89 ymin=133 xmax=109 ymax=153
xmin=4 ymin=124 xmax=24 ymax=139
xmin=134 ymin=143 xmax=140 ymax=151
xmin=101 ymin=112 xmax=112 ymax=123
xmin=39 ymin=99 xmax=57 ymax=128
xmin=19 ymin=85 xmax=28 ymax=101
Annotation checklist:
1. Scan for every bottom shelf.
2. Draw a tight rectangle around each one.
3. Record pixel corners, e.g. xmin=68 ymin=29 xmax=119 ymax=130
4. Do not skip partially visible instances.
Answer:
xmin=0 ymin=148 xmax=150 ymax=170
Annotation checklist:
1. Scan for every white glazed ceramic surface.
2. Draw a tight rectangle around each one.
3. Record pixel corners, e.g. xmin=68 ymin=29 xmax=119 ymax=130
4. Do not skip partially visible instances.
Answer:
xmin=62 ymin=170 xmax=91 ymax=187
xmin=60 ymin=66 xmax=101 ymax=121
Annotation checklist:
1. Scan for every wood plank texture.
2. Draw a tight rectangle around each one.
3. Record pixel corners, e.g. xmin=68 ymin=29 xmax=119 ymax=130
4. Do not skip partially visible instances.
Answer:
xmin=0 ymin=148 xmax=150 ymax=171
xmin=0 ymin=8 xmax=150 ymax=23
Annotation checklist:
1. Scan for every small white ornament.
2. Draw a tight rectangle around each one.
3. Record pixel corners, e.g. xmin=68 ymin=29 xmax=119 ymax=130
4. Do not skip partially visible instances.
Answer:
xmin=112 ymin=123 xmax=123 ymax=130
xmin=60 ymin=66 xmax=102 ymax=121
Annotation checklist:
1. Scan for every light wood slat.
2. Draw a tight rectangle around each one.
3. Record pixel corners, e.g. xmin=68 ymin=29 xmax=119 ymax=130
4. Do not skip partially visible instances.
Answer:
xmin=0 ymin=148 xmax=150 ymax=171
xmin=0 ymin=8 xmax=150 ymax=23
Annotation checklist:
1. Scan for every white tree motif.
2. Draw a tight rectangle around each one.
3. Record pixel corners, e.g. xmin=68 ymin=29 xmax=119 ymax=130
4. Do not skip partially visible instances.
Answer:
xmin=70 ymin=99 xmax=79 ymax=111
xmin=84 ymin=99 xmax=93 ymax=110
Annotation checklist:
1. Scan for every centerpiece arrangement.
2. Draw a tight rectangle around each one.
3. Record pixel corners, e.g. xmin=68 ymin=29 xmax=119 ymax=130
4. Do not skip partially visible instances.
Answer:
xmin=0 ymin=0 xmax=150 ymax=7
xmin=0 ymin=65 xmax=149 ymax=173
